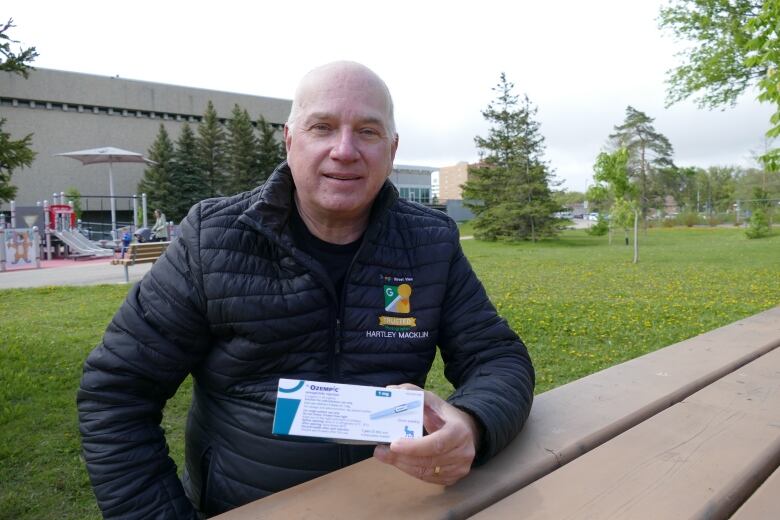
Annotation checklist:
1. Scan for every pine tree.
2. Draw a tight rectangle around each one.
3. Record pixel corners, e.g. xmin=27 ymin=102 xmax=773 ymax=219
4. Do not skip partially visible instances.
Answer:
xmin=462 ymin=73 xmax=560 ymax=241
xmin=609 ymin=106 xmax=675 ymax=225
xmin=196 ymin=101 xmax=226 ymax=198
xmin=138 ymin=124 xmax=175 ymax=221
xmin=224 ymin=104 xmax=259 ymax=195
xmin=170 ymin=123 xmax=208 ymax=222
xmin=0 ymin=19 xmax=37 ymax=203
xmin=255 ymin=116 xmax=285 ymax=180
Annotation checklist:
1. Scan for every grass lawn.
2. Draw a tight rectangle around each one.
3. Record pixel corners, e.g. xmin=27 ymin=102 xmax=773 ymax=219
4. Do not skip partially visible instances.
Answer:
xmin=1 ymin=227 xmax=778 ymax=518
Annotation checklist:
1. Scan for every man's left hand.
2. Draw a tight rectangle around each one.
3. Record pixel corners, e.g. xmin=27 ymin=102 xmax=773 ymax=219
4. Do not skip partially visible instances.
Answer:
xmin=373 ymin=384 xmax=481 ymax=486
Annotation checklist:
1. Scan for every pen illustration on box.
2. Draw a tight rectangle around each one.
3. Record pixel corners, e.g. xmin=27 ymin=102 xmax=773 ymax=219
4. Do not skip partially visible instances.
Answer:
xmin=369 ymin=400 xmax=422 ymax=420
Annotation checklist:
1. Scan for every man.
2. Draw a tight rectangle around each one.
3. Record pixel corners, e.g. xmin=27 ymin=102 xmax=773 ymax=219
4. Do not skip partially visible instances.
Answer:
xmin=78 ymin=61 xmax=534 ymax=519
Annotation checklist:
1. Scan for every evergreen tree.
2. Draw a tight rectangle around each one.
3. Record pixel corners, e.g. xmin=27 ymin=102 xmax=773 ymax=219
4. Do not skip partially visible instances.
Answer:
xmin=138 ymin=124 xmax=175 ymax=221
xmin=0 ymin=19 xmax=37 ymax=203
xmin=609 ymin=107 xmax=675 ymax=225
xmin=224 ymin=104 xmax=259 ymax=195
xmin=462 ymin=73 xmax=559 ymax=241
xmin=1 ymin=19 xmax=38 ymax=77
xmin=196 ymin=101 xmax=226 ymax=198
xmin=170 ymin=123 xmax=208 ymax=222
xmin=0 ymin=121 xmax=34 ymax=203
xmin=256 ymin=116 xmax=285 ymax=180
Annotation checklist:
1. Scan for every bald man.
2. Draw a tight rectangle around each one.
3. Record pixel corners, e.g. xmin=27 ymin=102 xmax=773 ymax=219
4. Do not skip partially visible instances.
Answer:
xmin=78 ymin=61 xmax=534 ymax=519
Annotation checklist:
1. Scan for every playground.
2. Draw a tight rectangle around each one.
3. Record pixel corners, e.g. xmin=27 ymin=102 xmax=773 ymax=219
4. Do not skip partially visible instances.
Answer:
xmin=1 ymin=191 xmax=175 ymax=281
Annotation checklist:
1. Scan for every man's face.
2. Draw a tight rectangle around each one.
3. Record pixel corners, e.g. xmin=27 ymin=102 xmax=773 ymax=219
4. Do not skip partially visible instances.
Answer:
xmin=284 ymin=68 xmax=398 ymax=223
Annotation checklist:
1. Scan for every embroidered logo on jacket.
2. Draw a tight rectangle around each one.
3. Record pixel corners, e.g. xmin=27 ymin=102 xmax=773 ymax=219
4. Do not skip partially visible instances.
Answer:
xmin=373 ymin=275 xmax=426 ymax=336
xmin=384 ymin=283 xmax=411 ymax=313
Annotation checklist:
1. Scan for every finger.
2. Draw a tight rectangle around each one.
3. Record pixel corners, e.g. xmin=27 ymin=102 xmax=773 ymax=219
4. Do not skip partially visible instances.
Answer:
xmin=390 ymin=425 xmax=459 ymax=457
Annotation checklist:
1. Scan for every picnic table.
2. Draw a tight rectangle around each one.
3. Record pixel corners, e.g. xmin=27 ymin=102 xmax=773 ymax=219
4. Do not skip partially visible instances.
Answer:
xmin=215 ymin=306 xmax=780 ymax=519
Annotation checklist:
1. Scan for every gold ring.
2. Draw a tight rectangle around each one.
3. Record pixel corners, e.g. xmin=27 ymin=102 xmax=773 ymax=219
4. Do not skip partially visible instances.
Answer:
xmin=433 ymin=465 xmax=441 ymax=476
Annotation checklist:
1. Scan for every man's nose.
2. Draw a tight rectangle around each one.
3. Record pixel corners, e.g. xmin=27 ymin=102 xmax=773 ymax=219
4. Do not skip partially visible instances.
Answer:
xmin=329 ymin=129 xmax=360 ymax=161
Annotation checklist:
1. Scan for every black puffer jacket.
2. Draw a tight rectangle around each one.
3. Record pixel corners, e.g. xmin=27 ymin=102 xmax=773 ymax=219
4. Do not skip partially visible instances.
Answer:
xmin=77 ymin=163 xmax=534 ymax=518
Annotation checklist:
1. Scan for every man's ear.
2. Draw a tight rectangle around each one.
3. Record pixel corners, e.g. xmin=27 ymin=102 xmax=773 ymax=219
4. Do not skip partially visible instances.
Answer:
xmin=390 ymin=133 xmax=399 ymax=162
xmin=284 ymin=124 xmax=292 ymax=155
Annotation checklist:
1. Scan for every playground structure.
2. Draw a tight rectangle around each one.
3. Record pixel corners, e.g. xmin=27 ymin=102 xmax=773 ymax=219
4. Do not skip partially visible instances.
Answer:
xmin=41 ymin=196 xmax=117 ymax=260
xmin=0 ymin=191 xmax=179 ymax=265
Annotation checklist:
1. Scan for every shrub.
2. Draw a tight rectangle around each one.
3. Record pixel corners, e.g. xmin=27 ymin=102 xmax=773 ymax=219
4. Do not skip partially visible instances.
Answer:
xmin=586 ymin=216 xmax=609 ymax=236
xmin=680 ymin=211 xmax=699 ymax=227
xmin=745 ymin=208 xmax=771 ymax=239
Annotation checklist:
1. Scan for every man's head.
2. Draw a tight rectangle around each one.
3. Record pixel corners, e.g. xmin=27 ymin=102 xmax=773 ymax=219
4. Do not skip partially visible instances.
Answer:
xmin=284 ymin=61 xmax=398 ymax=228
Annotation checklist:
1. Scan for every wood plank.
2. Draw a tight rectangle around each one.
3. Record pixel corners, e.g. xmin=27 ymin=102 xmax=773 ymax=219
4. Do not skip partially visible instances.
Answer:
xmin=731 ymin=465 xmax=780 ymax=520
xmin=215 ymin=307 xmax=780 ymax=520
xmin=472 ymin=346 xmax=780 ymax=520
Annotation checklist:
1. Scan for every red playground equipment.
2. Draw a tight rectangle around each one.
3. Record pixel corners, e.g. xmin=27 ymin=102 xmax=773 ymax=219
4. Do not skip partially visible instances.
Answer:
xmin=47 ymin=204 xmax=77 ymax=230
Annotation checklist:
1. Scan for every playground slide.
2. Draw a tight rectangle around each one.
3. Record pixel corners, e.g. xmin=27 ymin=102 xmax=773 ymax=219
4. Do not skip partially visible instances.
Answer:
xmin=52 ymin=229 xmax=114 ymax=257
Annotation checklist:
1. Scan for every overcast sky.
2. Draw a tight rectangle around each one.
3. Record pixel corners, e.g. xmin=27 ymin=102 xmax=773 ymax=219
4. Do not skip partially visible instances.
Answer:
xmin=6 ymin=0 xmax=774 ymax=191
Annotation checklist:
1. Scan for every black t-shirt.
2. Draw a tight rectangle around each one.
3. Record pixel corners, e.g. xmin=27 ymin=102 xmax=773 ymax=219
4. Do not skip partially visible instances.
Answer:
xmin=289 ymin=204 xmax=362 ymax=297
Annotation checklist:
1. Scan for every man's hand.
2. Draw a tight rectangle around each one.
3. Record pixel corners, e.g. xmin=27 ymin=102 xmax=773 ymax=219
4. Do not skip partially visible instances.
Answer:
xmin=373 ymin=384 xmax=481 ymax=486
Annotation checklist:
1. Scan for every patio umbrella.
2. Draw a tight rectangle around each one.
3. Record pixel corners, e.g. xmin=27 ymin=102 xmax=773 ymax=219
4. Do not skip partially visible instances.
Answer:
xmin=55 ymin=146 xmax=155 ymax=239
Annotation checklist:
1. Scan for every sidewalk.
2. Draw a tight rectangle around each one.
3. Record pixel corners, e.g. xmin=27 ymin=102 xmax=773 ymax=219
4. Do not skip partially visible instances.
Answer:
xmin=0 ymin=256 xmax=153 ymax=289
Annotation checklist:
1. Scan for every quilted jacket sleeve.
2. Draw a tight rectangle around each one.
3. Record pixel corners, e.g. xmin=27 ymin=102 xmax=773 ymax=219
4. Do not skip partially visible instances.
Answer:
xmin=438 ymin=222 xmax=535 ymax=464
xmin=77 ymin=205 xmax=212 ymax=519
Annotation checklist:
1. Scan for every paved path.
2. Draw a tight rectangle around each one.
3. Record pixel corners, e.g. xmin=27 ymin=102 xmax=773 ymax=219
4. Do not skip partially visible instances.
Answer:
xmin=0 ymin=259 xmax=153 ymax=289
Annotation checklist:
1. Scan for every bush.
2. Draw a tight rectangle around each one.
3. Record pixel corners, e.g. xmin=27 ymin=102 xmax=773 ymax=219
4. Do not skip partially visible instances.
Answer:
xmin=680 ymin=211 xmax=699 ymax=227
xmin=586 ymin=216 xmax=609 ymax=236
xmin=745 ymin=208 xmax=771 ymax=239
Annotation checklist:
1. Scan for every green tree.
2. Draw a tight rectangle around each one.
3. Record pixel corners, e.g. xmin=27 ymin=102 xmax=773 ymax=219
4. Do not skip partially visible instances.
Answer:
xmin=696 ymin=166 xmax=737 ymax=215
xmin=0 ymin=18 xmax=37 ymax=203
xmin=224 ymin=104 xmax=259 ymax=195
xmin=138 ymin=124 xmax=175 ymax=220
xmin=64 ymin=187 xmax=82 ymax=219
xmin=0 ymin=123 xmax=34 ymax=203
xmin=170 ymin=123 xmax=208 ymax=222
xmin=659 ymin=1 xmax=780 ymax=165
xmin=609 ymin=106 xmax=675 ymax=225
xmin=1 ymin=18 xmax=38 ymax=77
xmin=588 ymin=148 xmax=640 ymax=261
xmin=462 ymin=73 xmax=560 ymax=241
xmin=746 ymin=187 xmax=772 ymax=238
xmin=196 ymin=101 xmax=226 ymax=198
xmin=255 ymin=116 xmax=285 ymax=180
xmin=553 ymin=190 xmax=586 ymax=208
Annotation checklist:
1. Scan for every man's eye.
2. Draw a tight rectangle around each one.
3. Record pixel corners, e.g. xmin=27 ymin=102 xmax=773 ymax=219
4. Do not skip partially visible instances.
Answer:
xmin=311 ymin=124 xmax=330 ymax=132
xmin=359 ymin=128 xmax=380 ymax=137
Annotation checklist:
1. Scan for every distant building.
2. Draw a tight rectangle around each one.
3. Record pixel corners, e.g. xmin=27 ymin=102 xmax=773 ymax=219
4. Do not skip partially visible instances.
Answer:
xmin=430 ymin=170 xmax=440 ymax=201
xmin=437 ymin=161 xmax=473 ymax=221
xmin=438 ymin=161 xmax=470 ymax=202
xmin=0 ymin=68 xmax=292 ymax=210
xmin=389 ymin=164 xmax=436 ymax=204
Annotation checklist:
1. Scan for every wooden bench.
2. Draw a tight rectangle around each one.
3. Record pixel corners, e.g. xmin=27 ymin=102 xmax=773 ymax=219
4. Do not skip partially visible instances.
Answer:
xmin=111 ymin=241 xmax=170 ymax=282
xmin=215 ymin=306 xmax=780 ymax=519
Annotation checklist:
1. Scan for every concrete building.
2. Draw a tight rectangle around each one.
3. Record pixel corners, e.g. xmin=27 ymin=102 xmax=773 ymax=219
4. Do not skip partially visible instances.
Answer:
xmin=389 ymin=164 xmax=436 ymax=204
xmin=0 ymin=68 xmax=292 ymax=211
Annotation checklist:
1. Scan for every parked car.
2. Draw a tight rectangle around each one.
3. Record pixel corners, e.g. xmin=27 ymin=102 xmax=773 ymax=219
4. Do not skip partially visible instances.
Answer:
xmin=587 ymin=212 xmax=600 ymax=221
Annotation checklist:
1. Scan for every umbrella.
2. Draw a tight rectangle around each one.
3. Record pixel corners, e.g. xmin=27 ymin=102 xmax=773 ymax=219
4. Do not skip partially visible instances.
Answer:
xmin=55 ymin=147 xmax=155 ymax=239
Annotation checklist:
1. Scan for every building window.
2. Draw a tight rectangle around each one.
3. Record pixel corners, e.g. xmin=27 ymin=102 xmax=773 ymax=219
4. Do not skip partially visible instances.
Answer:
xmin=398 ymin=187 xmax=430 ymax=204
